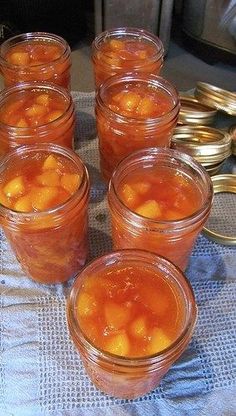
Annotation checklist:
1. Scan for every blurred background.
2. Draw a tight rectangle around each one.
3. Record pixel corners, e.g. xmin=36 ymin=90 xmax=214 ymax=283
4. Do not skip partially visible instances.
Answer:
xmin=1 ymin=0 xmax=236 ymax=92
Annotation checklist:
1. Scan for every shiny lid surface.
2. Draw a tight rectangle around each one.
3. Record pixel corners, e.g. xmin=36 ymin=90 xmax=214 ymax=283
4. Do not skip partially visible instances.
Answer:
xmin=194 ymin=82 xmax=236 ymax=116
xmin=178 ymin=94 xmax=217 ymax=125
xmin=171 ymin=125 xmax=232 ymax=165
xmin=203 ymin=174 xmax=236 ymax=245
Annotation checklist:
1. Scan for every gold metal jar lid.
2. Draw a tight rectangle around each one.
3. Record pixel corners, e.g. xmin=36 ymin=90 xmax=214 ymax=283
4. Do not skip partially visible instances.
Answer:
xmin=203 ymin=174 xmax=236 ymax=245
xmin=178 ymin=94 xmax=217 ymax=125
xmin=171 ymin=125 xmax=232 ymax=165
xmin=229 ymin=124 xmax=236 ymax=156
xmin=194 ymin=82 xmax=236 ymax=116
xmin=202 ymin=161 xmax=225 ymax=176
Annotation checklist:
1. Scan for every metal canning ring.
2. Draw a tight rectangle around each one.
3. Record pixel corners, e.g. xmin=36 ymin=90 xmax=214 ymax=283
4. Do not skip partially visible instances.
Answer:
xmin=194 ymin=82 xmax=236 ymax=116
xmin=178 ymin=94 xmax=217 ymax=126
xmin=203 ymin=174 xmax=236 ymax=245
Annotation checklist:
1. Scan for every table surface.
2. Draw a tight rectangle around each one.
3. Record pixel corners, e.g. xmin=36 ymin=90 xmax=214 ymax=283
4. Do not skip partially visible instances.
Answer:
xmin=0 ymin=91 xmax=236 ymax=416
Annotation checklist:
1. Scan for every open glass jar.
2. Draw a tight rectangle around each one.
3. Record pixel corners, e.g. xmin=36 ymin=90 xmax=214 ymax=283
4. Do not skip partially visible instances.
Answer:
xmin=0 ymin=32 xmax=71 ymax=89
xmin=95 ymin=73 xmax=180 ymax=181
xmin=67 ymin=249 xmax=197 ymax=399
xmin=0 ymin=144 xmax=90 ymax=284
xmin=92 ymin=27 xmax=164 ymax=88
xmin=108 ymin=147 xmax=213 ymax=271
xmin=0 ymin=81 xmax=75 ymax=157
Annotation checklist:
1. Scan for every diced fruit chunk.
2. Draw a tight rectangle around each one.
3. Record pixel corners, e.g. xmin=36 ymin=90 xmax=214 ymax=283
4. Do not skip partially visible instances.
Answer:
xmin=137 ymin=50 xmax=147 ymax=59
xmin=36 ymin=171 xmax=60 ymax=187
xmin=130 ymin=316 xmax=147 ymax=338
xmin=103 ymin=51 xmax=120 ymax=66
xmin=0 ymin=188 xmax=10 ymax=208
xmin=132 ymin=181 xmax=151 ymax=195
xmin=112 ymin=91 xmax=126 ymax=103
xmin=16 ymin=118 xmax=28 ymax=128
xmin=105 ymin=331 xmax=130 ymax=356
xmin=121 ymin=183 xmax=139 ymax=209
xmin=61 ymin=173 xmax=81 ymax=194
xmin=147 ymin=327 xmax=171 ymax=354
xmin=3 ymin=176 xmax=25 ymax=198
xmin=14 ymin=195 xmax=32 ymax=212
xmin=31 ymin=186 xmax=58 ymax=211
xmin=109 ymin=39 xmax=124 ymax=51
xmin=77 ymin=292 xmax=97 ymax=317
xmin=8 ymin=51 xmax=30 ymax=66
xmin=104 ymin=302 xmax=130 ymax=330
xmin=42 ymin=155 xmax=59 ymax=170
xmin=35 ymin=94 xmax=50 ymax=106
xmin=25 ymin=104 xmax=47 ymax=117
xmin=119 ymin=92 xmax=141 ymax=112
xmin=137 ymin=97 xmax=155 ymax=116
xmin=135 ymin=200 xmax=162 ymax=219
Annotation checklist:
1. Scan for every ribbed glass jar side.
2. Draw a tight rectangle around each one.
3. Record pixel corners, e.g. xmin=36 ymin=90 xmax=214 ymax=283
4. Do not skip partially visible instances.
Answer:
xmin=0 ymin=143 xmax=90 ymax=283
xmin=108 ymin=147 xmax=213 ymax=270
xmin=67 ymin=249 xmax=197 ymax=399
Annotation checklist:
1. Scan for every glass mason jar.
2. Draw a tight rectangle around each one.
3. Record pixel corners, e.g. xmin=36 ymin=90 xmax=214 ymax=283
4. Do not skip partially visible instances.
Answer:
xmin=108 ymin=148 xmax=213 ymax=271
xmin=0 ymin=81 xmax=75 ymax=158
xmin=92 ymin=27 xmax=164 ymax=88
xmin=95 ymin=73 xmax=180 ymax=181
xmin=0 ymin=32 xmax=71 ymax=89
xmin=0 ymin=144 xmax=90 ymax=284
xmin=67 ymin=249 xmax=197 ymax=399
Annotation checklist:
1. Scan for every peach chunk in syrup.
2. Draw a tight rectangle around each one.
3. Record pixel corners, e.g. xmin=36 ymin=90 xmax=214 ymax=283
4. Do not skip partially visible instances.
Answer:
xmin=0 ymin=90 xmax=67 ymax=128
xmin=119 ymin=167 xmax=202 ymax=221
xmin=76 ymin=263 xmax=185 ymax=358
xmin=0 ymin=154 xmax=81 ymax=212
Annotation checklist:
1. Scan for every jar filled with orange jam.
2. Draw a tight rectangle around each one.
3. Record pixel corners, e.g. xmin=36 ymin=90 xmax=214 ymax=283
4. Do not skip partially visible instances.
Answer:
xmin=0 ymin=82 xmax=75 ymax=157
xmin=0 ymin=32 xmax=71 ymax=89
xmin=92 ymin=27 xmax=164 ymax=88
xmin=67 ymin=250 xmax=197 ymax=399
xmin=108 ymin=148 xmax=213 ymax=271
xmin=96 ymin=73 xmax=180 ymax=181
xmin=0 ymin=144 xmax=90 ymax=284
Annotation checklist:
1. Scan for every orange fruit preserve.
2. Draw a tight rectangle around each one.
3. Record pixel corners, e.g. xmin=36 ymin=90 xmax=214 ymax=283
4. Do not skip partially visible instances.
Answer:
xmin=76 ymin=263 xmax=185 ymax=358
xmin=108 ymin=148 xmax=213 ymax=271
xmin=0 ymin=153 xmax=81 ymax=212
xmin=96 ymin=74 xmax=179 ymax=180
xmin=68 ymin=250 xmax=197 ymax=399
xmin=0 ymin=84 xmax=75 ymax=155
xmin=105 ymin=84 xmax=172 ymax=118
xmin=0 ymin=34 xmax=71 ymax=88
xmin=0 ymin=89 xmax=69 ymax=128
xmin=0 ymin=146 xmax=89 ymax=284
xmin=92 ymin=29 xmax=164 ymax=88
xmin=5 ymin=41 xmax=64 ymax=67
xmin=118 ymin=167 xmax=203 ymax=221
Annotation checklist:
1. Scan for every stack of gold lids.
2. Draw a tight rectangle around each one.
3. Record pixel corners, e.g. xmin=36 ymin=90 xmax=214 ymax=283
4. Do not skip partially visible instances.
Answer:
xmin=194 ymin=82 xmax=236 ymax=116
xmin=178 ymin=94 xmax=217 ymax=126
xmin=171 ymin=125 xmax=232 ymax=175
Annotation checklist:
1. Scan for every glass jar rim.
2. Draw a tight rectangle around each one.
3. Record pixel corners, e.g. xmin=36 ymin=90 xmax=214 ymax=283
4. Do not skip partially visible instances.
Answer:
xmin=67 ymin=249 xmax=198 ymax=368
xmin=0 ymin=31 xmax=71 ymax=68
xmin=0 ymin=81 xmax=74 ymax=134
xmin=96 ymin=73 xmax=180 ymax=125
xmin=108 ymin=147 xmax=213 ymax=230
xmin=0 ymin=143 xmax=89 ymax=221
